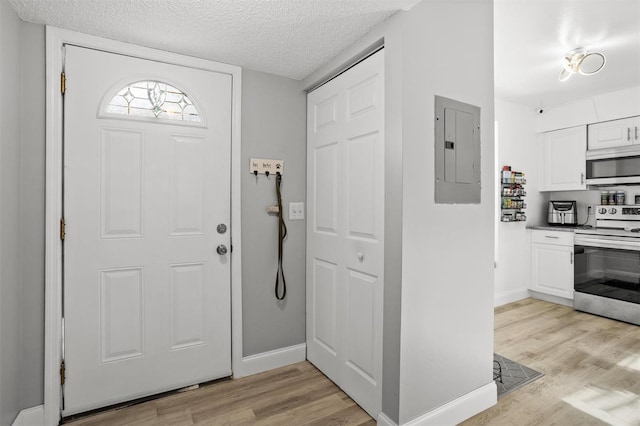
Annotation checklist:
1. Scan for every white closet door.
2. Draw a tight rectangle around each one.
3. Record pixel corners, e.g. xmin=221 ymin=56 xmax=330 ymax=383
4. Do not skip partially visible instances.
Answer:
xmin=306 ymin=50 xmax=385 ymax=418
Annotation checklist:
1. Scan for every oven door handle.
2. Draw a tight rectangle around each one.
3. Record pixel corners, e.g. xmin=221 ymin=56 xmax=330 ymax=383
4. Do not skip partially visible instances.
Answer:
xmin=575 ymin=237 xmax=640 ymax=251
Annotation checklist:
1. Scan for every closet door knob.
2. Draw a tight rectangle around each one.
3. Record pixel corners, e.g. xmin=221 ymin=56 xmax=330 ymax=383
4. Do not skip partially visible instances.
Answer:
xmin=357 ymin=252 xmax=364 ymax=262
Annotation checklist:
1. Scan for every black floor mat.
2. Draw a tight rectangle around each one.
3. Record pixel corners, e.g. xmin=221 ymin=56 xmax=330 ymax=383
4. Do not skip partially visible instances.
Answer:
xmin=494 ymin=353 xmax=543 ymax=399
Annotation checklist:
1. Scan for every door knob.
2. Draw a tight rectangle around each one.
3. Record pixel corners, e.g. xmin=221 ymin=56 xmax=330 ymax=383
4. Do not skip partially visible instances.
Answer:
xmin=357 ymin=252 xmax=364 ymax=262
xmin=216 ymin=244 xmax=228 ymax=255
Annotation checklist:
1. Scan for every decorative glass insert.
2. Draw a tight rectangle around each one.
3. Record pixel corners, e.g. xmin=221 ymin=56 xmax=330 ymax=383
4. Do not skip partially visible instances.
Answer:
xmin=106 ymin=81 xmax=201 ymax=123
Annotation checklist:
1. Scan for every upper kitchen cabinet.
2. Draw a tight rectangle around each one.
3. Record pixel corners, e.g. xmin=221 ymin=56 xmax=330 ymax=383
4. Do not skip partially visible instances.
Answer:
xmin=588 ymin=116 xmax=640 ymax=150
xmin=539 ymin=125 xmax=587 ymax=191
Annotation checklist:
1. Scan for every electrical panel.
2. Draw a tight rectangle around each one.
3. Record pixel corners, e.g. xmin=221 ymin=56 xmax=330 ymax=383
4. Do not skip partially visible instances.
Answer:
xmin=434 ymin=96 xmax=481 ymax=204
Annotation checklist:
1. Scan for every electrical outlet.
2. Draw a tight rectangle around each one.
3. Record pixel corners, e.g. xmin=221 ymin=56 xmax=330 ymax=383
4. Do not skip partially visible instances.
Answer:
xmin=289 ymin=202 xmax=304 ymax=220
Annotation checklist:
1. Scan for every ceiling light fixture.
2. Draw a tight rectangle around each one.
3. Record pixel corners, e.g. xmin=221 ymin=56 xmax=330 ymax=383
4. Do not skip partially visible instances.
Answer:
xmin=559 ymin=47 xmax=606 ymax=82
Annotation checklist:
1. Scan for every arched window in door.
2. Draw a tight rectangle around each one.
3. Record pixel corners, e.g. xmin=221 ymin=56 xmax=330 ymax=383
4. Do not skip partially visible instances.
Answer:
xmin=106 ymin=80 xmax=201 ymax=123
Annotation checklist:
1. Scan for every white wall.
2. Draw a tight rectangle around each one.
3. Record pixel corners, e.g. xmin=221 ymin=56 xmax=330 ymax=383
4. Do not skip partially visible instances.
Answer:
xmin=397 ymin=0 xmax=494 ymax=422
xmin=0 ymin=0 xmax=24 ymax=423
xmin=240 ymin=69 xmax=307 ymax=356
xmin=494 ymin=99 xmax=548 ymax=306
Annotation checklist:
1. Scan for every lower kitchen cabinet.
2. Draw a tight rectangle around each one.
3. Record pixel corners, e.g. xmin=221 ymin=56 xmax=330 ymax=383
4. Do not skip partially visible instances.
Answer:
xmin=530 ymin=230 xmax=574 ymax=299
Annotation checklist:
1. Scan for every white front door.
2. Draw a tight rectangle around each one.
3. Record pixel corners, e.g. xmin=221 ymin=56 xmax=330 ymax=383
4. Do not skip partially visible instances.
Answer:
xmin=306 ymin=50 xmax=385 ymax=417
xmin=63 ymin=45 xmax=232 ymax=415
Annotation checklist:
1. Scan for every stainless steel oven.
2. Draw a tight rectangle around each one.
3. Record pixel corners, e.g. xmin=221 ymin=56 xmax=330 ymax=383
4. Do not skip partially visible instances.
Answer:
xmin=574 ymin=206 xmax=640 ymax=325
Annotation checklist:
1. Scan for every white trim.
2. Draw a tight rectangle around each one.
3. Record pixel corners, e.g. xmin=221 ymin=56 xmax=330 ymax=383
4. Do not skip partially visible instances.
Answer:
xmin=12 ymin=405 xmax=44 ymax=426
xmin=403 ymin=382 xmax=496 ymax=426
xmin=377 ymin=412 xmax=397 ymax=426
xmin=494 ymin=287 xmax=529 ymax=307
xmin=528 ymin=290 xmax=573 ymax=307
xmin=44 ymin=26 xmax=242 ymax=425
xmin=235 ymin=343 xmax=306 ymax=378
xmin=378 ymin=382 xmax=496 ymax=426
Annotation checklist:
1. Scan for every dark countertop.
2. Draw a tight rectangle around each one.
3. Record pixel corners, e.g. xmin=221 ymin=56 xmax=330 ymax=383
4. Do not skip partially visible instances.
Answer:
xmin=527 ymin=225 xmax=592 ymax=233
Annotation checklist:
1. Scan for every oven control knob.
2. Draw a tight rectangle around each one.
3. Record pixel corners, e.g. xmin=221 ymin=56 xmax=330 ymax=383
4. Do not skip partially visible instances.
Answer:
xmin=609 ymin=208 xmax=617 ymax=214
xmin=598 ymin=207 xmax=607 ymax=214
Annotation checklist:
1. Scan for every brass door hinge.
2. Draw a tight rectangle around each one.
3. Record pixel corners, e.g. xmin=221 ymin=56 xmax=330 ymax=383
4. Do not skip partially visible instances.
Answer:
xmin=60 ymin=359 xmax=66 ymax=385
xmin=60 ymin=218 xmax=65 ymax=241
xmin=61 ymin=72 xmax=66 ymax=95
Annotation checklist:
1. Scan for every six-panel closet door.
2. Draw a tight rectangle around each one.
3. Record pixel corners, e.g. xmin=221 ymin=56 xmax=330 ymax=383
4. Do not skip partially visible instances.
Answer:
xmin=306 ymin=50 xmax=385 ymax=418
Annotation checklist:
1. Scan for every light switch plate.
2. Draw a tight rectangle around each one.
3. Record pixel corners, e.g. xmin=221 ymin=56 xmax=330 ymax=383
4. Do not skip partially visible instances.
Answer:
xmin=250 ymin=158 xmax=284 ymax=175
xmin=289 ymin=202 xmax=304 ymax=220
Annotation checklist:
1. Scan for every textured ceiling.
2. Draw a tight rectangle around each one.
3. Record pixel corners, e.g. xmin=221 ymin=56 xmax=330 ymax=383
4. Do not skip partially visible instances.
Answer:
xmin=8 ymin=0 xmax=420 ymax=80
xmin=495 ymin=0 xmax=640 ymax=108
xmin=11 ymin=0 xmax=638 ymax=105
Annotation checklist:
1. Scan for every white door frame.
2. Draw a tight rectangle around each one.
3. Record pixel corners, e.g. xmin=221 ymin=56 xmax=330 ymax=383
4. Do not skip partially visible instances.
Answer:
xmin=44 ymin=26 xmax=243 ymax=425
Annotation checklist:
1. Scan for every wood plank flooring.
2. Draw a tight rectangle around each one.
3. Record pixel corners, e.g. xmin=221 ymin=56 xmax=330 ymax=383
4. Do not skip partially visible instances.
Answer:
xmin=63 ymin=361 xmax=375 ymax=426
xmin=462 ymin=298 xmax=640 ymax=426
xmin=65 ymin=297 xmax=640 ymax=425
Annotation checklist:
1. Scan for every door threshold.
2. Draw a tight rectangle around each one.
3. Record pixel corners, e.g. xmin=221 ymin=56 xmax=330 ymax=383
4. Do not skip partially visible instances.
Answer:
xmin=60 ymin=375 xmax=231 ymax=423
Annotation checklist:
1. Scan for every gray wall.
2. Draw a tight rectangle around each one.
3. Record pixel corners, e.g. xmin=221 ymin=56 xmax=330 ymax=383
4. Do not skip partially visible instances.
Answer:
xmin=240 ymin=70 xmax=307 ymax=356
xmin=0 ymin=0 xmax=25 ymax=423
xmin=0 ymin=20 xmax=307 ymax=418
xmin=19 ymin=22 xmax=46 ymax=409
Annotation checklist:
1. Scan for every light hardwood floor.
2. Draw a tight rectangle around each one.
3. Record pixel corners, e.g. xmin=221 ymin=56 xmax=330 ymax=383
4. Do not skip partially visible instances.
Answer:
xmin=65 ymin=298 xmax=640 ymax=425
xmin=63 ymin=360 xmax=375 ymax=426
xmin=462 ymin=298 xmax=640 ymax=426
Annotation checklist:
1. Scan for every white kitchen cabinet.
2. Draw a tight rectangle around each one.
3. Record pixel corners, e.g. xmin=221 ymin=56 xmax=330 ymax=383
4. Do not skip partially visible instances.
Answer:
xmin=530 ymin=230 xmax=574 ymax=299
xmin=539 ymin=126 xmax=586 ymax=191
xmin=588 ymin=116 xmax=640 ymax=150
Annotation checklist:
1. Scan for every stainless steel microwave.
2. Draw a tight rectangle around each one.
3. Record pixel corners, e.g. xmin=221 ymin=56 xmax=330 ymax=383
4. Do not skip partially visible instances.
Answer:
xmin=586 ymin=146 xmax=640 ymax=185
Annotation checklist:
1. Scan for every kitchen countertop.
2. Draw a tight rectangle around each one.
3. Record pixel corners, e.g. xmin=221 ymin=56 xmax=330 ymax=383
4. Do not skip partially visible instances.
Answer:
xmin=527 ymin=225 xmax=590 ymax=232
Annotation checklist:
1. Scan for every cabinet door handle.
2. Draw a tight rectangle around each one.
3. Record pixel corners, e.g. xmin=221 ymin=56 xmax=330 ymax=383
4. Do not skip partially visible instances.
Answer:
xmin=581 ymin=172 xmax=584 ymax=185
xmin=628 ymin=127 xmax=632 ymax=141
xmin=636 ymin=126 xmax=638 ymax=141
xmin=570 ymin=252 xmax=574 ymax=264
xmin=544 ymin=235 xmax=559 ymax=239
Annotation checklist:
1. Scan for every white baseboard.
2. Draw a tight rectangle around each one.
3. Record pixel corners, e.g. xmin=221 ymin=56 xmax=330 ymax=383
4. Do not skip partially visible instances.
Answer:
xmin=494 ymin=287 xmax=529 ymax=307
xmin=12 ymin=405 xmax=44 ymax=426
xmin=235 ymin=343 xmax=306 ymax=378
xmin=528 ymin=290 xmax=573 ymax=307
xmin=377 ymin=412 xmax=397 ymax=426
xmin=377 ymin=382 xmax=497 ymax=426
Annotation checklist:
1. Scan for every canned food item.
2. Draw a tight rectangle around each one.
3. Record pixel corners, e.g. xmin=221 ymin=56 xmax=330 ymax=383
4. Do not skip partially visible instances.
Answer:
xmin=601 ymin=191 xmax=609 ymax=205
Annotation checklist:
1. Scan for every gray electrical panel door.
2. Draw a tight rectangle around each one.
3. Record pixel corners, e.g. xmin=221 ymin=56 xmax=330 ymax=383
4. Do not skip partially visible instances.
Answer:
xmin=434 ymin=95 xmax=481 ymax=204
